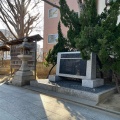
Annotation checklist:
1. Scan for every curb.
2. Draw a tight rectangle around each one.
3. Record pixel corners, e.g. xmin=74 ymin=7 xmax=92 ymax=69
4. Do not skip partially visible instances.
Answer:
xmin=23 ymin=85 xmax=120 ymax=116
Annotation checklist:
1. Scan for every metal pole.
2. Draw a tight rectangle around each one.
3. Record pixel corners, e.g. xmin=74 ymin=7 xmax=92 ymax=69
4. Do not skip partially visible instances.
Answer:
xmin=10 ymin=45 xmax=12 ymax=77
xmin=34 ymin=40 xmax=37 ymax=80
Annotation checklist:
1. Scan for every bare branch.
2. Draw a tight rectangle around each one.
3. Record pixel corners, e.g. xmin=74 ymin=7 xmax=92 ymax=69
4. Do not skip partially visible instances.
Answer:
xmin=31 ymin=0 xmax=41 ymax=10
xmin=24 ymin=13 xmax=40 ymax=35
xmin=14 ymin=0 xmax=21 ymax=14
xmin=42 ymin=0 xmax=59 ymax=9
xmin=0 ymin=0 xmax=42 ymax=40
xmin=0 ymin=31 xmax=8 ymax=42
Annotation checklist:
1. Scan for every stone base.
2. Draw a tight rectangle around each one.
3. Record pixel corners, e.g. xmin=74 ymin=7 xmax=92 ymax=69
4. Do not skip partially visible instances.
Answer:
xmin=29 ymin=79 xmax=116 ymax=104
xmin=12 ymin=70 xmax=35 ymax=86
xmin=49 ymin=75 xmax=62 ymax=82
xmin=82 ymin=79 xmax=104 ymax=88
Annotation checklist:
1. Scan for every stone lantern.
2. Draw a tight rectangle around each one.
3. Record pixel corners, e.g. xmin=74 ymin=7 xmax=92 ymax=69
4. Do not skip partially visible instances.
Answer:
xmin=12 ymin=38 xmax=34 ymax=86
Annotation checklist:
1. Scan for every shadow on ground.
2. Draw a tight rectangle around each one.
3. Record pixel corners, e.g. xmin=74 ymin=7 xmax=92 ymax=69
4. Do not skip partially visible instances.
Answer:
xmin=0 ymin=83 xmax=120 ymax=120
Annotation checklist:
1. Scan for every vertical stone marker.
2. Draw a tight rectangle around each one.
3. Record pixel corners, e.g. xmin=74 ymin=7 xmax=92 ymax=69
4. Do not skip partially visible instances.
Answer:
xmin=12 ymin=38 xmax=34 ymax=86
xmin=82 ymin=53 xmax=104 ymax=88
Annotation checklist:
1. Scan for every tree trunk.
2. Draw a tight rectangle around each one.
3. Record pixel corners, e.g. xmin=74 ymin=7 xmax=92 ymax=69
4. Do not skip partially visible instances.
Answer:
xmin=113 ymin=72 xmax=120 ymax=94
xmin=108 ymin=70 xmax=113 ymax=82
xmin=46 ymin=64 xmax=56 ymax=79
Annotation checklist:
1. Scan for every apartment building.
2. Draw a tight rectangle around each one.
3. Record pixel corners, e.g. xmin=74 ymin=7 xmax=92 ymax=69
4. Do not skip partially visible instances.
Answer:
xmin=43 ymin=0 xmax=120 ymax=56
xmin=43 ymin=0 xmax=79 ymax=56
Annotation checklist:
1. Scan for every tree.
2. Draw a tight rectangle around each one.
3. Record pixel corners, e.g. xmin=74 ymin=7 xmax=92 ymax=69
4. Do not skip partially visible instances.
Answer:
xmin=75 ymin=0 xmax=120 ymax=93
xmin=97 ymin=1 xmax=120 ymax=93
xmin=0 ymin=0 xmax=41 ymax=39
xmin=0 ymin=31 xmax=8 ymax=42
xmin=59 ymin=0 xmax=81 ymax=49
xmin=75 ymin=0 xmax=99 ymax=59
xmin=43 ymin=0 xmax=120 ymax=93
xmin=44 ymin=22 xmax=68 ymax=78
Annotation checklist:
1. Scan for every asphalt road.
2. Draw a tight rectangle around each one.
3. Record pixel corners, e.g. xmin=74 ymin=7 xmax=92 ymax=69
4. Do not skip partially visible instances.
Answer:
xmin=0 ymin=83 xmax=119 ymax=120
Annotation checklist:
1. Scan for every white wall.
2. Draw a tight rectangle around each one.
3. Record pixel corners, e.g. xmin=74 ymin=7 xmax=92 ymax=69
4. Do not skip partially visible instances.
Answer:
xmin=97 ymin=0 xmax=106 ymax=14
xmin=117 ymin=15 xmax=120 ymax=25
xmin=97 ymin=0 xmax=120 ymax=24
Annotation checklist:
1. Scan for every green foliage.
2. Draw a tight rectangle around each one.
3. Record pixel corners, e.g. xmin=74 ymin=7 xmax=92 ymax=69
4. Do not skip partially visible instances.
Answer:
xmin=80 ymin=0 xmax=98 ymax=28
xmin=55 ymin=0 xmax=120 ymax=92
xmin=75 ymin=0 xmax=99 ymax=59
xmin=97 ymin=0 xmax=120 ymax=73
xmin=45 ymin=0 xmax=120 ymax=76
xmin=44 ymin=22 xmax=68 ymax=67
xmin=59 ymin=0 xmax=81 ymax=49
xmin=76 ymin=0 xmax=120 ymax=74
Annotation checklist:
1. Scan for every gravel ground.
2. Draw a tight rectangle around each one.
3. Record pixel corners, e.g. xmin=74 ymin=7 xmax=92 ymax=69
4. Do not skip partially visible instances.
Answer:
xmin=50 ymin=79 xmax=115 ymax=93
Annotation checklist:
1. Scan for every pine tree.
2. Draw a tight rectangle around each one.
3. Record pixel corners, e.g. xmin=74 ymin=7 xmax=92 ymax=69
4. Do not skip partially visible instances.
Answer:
xmin=59 ymin=0 xmax=81 ymax=49
xmin=75 ymin=0 xmax=99 ymax=59
xmin=45 ymin=0 xmax=120 ymax=92
xmin=75 ymin=0 xmax=120 ymax=92
xmin=97 ymin=1 xmax=120 ymax=93
xmin=44 ymin=22 xmax=68 ymax=78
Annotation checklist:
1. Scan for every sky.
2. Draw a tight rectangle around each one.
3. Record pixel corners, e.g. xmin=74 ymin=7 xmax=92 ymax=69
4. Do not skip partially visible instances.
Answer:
xmin=30 ymin=1 xmax=44 ymax=48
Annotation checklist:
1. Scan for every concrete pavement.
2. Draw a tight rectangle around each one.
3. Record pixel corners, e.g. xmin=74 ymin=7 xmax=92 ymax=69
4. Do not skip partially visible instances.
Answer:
xmin=0 ymin=83 xmax=119 ymax=120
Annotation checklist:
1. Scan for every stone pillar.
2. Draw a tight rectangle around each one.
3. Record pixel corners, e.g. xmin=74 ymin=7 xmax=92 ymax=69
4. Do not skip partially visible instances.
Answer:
xmin=82 ymin=53 xmax=104 ymax=88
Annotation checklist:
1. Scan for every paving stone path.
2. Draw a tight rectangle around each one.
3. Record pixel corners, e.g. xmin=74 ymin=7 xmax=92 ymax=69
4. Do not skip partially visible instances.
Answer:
xmin=0 ymin=83 xmax=119 ymax=120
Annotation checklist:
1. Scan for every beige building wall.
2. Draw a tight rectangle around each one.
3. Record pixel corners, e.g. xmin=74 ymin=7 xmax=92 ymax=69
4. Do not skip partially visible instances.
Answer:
xmin=43 ymin=0 xmax=79 ymax=57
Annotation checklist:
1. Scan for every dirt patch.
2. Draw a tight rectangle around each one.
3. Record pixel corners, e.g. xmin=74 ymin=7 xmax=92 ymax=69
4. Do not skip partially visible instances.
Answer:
xmin=0 ymin=75 xmax=12 ymax=83
xmin=98 ymin=93 xmax=120 ymax=112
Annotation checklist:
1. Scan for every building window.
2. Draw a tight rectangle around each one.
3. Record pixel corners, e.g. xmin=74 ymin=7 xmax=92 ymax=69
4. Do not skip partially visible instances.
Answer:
xmin=48 ymin=34 xmax=58 ymax=44
xmin=48 ymin=8 xmax=58 ymax=18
